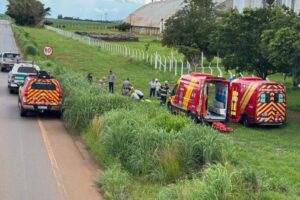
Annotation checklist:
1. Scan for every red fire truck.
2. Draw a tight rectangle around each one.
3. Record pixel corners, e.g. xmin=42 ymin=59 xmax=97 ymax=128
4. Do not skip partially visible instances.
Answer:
xmin=228 ymin=77 xmax=286 ymax=126
xmin=168 ymin=73 xmax=230 ymax=123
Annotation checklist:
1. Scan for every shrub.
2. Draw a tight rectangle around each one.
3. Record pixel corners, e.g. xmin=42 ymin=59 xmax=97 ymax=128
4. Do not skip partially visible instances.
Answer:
xmin=98 ymin=105 xmax=229 ymax=183
xmin=115 ymin=23 xmax=131 ymax=32
xmin=24 ymin=43 xmax=37 ymax=55
xmin=98 ymin=164 xmax=132 ymax=200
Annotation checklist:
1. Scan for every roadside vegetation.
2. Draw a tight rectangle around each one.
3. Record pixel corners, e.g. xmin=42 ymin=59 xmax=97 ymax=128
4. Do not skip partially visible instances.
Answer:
xmin=6 ymin=0 xmax=50 ymax=26
xmin=13 ymin=23 xmax=300 ymax=199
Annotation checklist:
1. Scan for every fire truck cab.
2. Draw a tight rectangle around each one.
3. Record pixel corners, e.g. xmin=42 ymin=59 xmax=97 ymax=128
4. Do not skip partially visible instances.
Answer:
xmin=228 ymin=77 xmax=286 ymax=126
xmin=168 ymin=73 xmax=230 ymax=123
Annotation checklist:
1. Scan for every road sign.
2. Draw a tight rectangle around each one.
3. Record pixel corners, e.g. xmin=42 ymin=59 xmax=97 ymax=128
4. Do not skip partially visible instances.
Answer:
xmin=43 ymin=45 xmax=54 ymax=56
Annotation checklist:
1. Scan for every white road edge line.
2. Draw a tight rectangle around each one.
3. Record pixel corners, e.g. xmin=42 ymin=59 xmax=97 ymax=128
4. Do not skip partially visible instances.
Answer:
xmin=37 ymin=118 xmax=68 ymax=200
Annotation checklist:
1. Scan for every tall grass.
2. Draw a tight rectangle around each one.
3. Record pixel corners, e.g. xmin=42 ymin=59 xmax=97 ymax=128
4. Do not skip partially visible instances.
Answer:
xmin=98 ymin=164 xmax=132 ymax=200
xmin=13 ymin=26 xmax=38 ymax=56
xmin=88 ymin=104 xmax=231 ymax=183
xmin=52 ymin=68 xmax=133 ymax=131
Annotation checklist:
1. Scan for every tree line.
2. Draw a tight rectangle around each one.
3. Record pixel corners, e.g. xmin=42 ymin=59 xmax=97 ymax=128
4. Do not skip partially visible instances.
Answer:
xmin=162 ymin=0 xmax=300 ymax=86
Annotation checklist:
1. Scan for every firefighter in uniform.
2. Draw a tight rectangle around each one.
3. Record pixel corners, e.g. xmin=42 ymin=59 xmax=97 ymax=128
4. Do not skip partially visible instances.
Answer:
xmin=159 ymin=81 xmax=169 ymax=105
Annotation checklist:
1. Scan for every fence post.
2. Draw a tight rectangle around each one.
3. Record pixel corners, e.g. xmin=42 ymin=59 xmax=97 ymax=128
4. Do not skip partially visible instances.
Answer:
xmin=151 ymin=54 xmax=153 ymax=66
xmin=208 ymin=63 xmax=213 ymax=75
xmin=187 ymin=61 xmax=191 ymax=74
xmin=217 ymin=66 xmax=223 ymax=77
xmin=164 ymin=56 xmax=167 ymax=72
xmin=181 ymin=60 xmax=184 ymax=76
xmin=168 ymin=57 xmax=172 ymax=72
xmin=146 ymin=53 xmax=149 ymax=63
xmin=174 ymin=58 xmax=178 ymax=76
xmin=155 ymin=53 xmax=158 ymax=69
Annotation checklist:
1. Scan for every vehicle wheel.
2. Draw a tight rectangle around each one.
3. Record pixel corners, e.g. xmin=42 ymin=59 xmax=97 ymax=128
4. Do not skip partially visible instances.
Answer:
xmin=243 ymin=115 xmax=250 ymax=127
xmin=55 ymin=111 xmax=62 ymax=119
xmin=9 ymin=87 xmax=14 ymax=94
xmin=187 ymin=112 xmax=196 ymax=123
xmin=18 ymin=100 xmax=26 ymax=117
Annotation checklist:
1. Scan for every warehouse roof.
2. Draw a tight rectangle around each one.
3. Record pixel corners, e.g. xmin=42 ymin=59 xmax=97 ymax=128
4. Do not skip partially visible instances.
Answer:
xmin=124 ymin=0 xmax=185 ymax=28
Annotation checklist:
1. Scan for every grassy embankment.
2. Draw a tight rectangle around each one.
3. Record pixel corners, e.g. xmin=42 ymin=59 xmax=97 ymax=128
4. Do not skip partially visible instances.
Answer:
xmin=48 ymin=18 xmax=223 ymax=65
xmin=14 ymin=25 xmax=300 ymax=199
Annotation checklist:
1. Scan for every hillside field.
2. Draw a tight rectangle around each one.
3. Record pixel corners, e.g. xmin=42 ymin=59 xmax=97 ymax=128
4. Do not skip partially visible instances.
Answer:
xmin=17 ymin=26 xmax=300 ymax=199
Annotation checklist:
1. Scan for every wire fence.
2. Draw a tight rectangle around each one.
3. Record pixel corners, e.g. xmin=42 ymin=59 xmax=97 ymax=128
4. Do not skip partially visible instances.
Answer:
xmin=45 ymin=25 xmax=225 ymax=77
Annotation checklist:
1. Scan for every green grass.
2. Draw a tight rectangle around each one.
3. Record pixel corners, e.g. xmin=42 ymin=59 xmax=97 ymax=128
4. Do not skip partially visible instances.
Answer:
xmin=16 ymin=26 xmax=300 ymax=199
xmin=47 ymin=18 xmax=118 ymax=30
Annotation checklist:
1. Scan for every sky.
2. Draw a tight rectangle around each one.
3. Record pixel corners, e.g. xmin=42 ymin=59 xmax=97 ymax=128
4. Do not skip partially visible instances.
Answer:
xmin=0 ymin=0 xmax=152 ymax=21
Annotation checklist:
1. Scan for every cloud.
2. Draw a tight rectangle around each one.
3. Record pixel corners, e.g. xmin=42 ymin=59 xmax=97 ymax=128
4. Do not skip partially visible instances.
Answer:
xmin=94 ymin=7 xmax=119 ymax=14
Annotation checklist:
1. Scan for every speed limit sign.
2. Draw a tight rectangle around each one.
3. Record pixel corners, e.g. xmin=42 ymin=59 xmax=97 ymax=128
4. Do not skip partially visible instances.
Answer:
xmin=43 ymin=45 xmax=54 ymax=56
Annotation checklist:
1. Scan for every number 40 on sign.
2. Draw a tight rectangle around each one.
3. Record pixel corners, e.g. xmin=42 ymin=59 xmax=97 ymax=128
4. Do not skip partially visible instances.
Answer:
xmin=44 ymin=45 xmax=54 ymax=57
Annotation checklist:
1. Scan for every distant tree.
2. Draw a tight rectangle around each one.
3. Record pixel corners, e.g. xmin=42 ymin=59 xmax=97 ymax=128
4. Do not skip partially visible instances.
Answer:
xmin=263 ymin=28 xmax=300 ymax=86
xmin=43 ymin=20 xmax=53 ymax=26
xmin=265 ymin=0 xmax=275 ymax=6
xmin=6 ymin=0 xmax=50 ymax=26
xmin=116 ymin=23 xmax=131 ymax=32
xmin=57 ymin=14 xmax=63 ymax=19
xmin=162 ymin=0 xmax=217 ymax=69
xmin=210 ymin=8 xmax=275 ymax=79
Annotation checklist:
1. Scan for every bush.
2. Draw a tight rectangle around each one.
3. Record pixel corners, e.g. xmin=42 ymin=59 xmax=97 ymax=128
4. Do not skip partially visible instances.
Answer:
xmin=43 ymin=20 xmax=53 ymax=26
xmin=97 ymin=104 xmax=229 ymax=183
xmin=24 ymin=43 xmax=37 ymax=55
xmin=13 ymin=27 xmax=38 ymax=56
xmin=115 ymin=23 xmax=131 ymax=32
xmin=98 ymin=164 xmax=132 ymax=200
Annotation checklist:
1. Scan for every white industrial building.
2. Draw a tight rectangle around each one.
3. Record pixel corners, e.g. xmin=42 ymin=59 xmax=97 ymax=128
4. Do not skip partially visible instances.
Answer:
xmin=124 ymin=0 xmax=300 ymax=35
xmin=124 ymin=0 xmax=233 ymax=35
xmin=233 ymin=0 xmax=300 ymax=12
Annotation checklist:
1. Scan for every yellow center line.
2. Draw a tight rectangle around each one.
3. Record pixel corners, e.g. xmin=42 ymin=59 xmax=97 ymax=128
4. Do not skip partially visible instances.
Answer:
xmin=37 ymin=118 xmax=68 ymax=200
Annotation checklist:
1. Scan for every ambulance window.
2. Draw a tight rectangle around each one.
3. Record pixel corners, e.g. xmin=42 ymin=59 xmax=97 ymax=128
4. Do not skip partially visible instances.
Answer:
xmin=260 ymin=93 xmax=270 ymax=103
xmin=260 ymin=94 xmax=266 ymax=103
xmin=275 ymin=93 xmax=284 ymax=103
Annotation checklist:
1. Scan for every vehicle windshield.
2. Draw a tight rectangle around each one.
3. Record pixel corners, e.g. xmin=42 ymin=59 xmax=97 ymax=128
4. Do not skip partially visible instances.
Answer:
xmin=3 ymin=53 xmax=19 ymax=59
xmin=17 ymin=67 xmax=37 ymax=74
xmin=31 ymin=82 xmax=56 ymax=90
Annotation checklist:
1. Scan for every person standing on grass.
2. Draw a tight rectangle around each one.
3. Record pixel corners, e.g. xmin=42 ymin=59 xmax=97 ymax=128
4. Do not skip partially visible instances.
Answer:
xmin=155 ymin=78 xmax=161 ymax=98
xmin=149 ymin=79 xmax=156 ymax=98
xmin=87 ymin=73 xmax=93 ymax=84
xmin=108 ymin=70 xmax=115 ymax=93
xmin=159 ymin=81 xmax=169 ymax=105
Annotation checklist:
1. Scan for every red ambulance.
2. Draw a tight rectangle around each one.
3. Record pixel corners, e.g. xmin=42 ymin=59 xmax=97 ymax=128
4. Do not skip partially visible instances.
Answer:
xmin=228 ymin=77 xmax=286 ymax=126
xmin=168 ymin=73 xmax=230 ymax=123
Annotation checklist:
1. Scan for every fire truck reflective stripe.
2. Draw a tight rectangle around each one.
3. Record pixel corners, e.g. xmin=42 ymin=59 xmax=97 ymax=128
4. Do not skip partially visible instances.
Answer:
xmin=257 ymin=102 xmax=286 ymax=117
xmin=240 ymin=83 xmax=260 ymax=113
xmin=27 ymin=90 xmax=59 ymax=105
xmin=27 ymin=90 xmax=40 ymax=99
xmin=182 ymin=77 xmax=197 ymax=109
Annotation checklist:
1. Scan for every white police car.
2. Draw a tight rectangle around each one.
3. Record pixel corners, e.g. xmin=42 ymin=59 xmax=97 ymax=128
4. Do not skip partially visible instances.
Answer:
xmin=8 ymin=62 xmax=40 ymax=93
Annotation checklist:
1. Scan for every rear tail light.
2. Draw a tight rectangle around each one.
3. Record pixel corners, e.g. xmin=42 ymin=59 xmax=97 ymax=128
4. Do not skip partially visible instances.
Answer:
xmin=22 ymin=96 xmax=27 ymax=103
xmin=11 ymin=74 xmax=15 ymax=82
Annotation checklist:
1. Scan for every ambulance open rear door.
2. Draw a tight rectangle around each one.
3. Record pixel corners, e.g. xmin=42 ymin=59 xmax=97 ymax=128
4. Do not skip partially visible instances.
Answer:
xmin=229 ymin=84 xmax=241 ymax=123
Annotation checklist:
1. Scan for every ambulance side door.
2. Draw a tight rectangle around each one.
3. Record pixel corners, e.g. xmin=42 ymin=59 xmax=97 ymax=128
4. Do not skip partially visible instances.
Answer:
xmin=229 ymin=83 xmax=241 ymax=123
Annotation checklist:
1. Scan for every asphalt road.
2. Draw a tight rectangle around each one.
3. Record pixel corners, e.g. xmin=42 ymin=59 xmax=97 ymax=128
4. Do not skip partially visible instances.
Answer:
xmin=0 ymin=20 xmax=102 ymax=200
